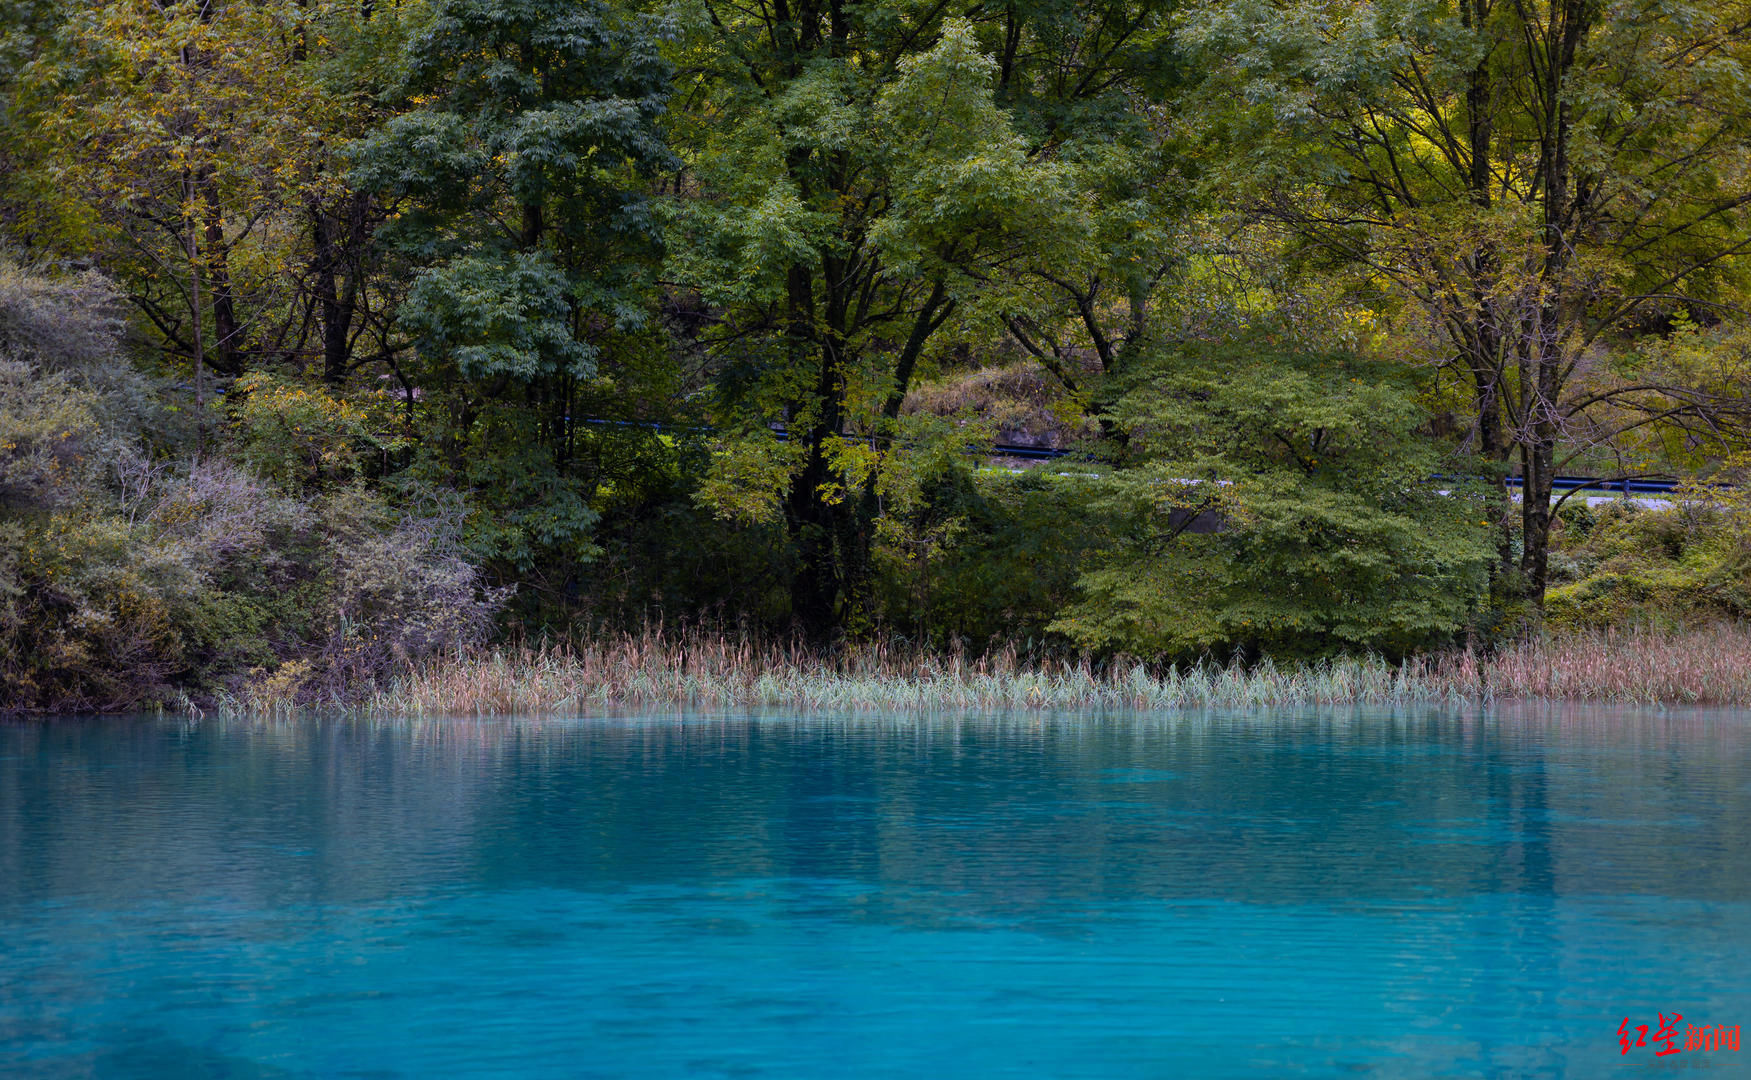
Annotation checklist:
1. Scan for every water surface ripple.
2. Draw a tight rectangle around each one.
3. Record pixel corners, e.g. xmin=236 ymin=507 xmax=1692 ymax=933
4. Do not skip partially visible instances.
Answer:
xmin=1 ymin=708 xmax=1748 ymax=1078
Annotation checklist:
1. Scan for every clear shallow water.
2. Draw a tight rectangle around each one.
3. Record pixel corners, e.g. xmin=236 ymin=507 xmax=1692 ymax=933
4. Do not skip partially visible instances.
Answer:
xmin=1 ymin=709 xmax=1748 ymax=1079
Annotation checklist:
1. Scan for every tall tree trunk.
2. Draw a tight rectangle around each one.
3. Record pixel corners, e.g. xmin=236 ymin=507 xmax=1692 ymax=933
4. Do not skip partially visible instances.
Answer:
xmin=787 ymin=247 xmax=870 ymax=638
xmin=185 ymin=189 xmax=206 ymax=461
xmin=1519 ymin=425 xmax=1556 ymax=605
xmin=883 ymin=280 xmax=952 ymax=419
xmin=1469 ymin=338 xmax=1520 ymax=612
xmin=201 ymin=176 xmax=243 ymax=374
xmin=1518 ymin=0 xmax=1592 ymax=612
xmin=1456 ymin=6 xmax=1521 ymax=618
xmin=781 ymin=255 xmax=842 ymax=637
xmin=520 ymin=203 xmax=543 ymax=250
xmin=312 ymin=190 xmax=368 ymax=385
xmin=312 ymin=200 xmax=344 ymax=384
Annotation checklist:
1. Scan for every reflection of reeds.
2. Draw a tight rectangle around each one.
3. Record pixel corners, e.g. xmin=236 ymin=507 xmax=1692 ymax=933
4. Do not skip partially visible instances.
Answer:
xmin=221 ymin=623 xmax=1751 ymax=716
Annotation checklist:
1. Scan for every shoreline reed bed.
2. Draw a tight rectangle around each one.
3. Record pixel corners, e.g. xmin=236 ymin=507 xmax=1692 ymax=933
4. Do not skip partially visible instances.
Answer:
xmin=225 ymin=623 xmax=1751 ymax=716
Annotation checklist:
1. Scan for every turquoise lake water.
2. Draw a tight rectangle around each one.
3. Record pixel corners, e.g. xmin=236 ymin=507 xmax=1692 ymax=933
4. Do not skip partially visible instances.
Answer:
xmin=2 ymin=708 xmax=1748 ymax=1078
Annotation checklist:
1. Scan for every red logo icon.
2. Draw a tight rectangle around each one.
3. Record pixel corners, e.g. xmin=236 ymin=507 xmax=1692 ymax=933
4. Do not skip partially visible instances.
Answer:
xmin=1620 ymin=1015 xmax=1741 ymax=1059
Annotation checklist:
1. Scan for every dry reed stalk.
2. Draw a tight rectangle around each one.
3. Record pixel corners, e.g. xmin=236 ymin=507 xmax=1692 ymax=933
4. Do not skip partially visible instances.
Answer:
xmin=223 ymin=623 xmax=1751 ymax=717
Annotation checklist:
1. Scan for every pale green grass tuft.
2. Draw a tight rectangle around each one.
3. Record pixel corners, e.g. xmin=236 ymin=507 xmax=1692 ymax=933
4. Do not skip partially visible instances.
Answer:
xmin=217 ymin=623 xmax=1751 ymax=717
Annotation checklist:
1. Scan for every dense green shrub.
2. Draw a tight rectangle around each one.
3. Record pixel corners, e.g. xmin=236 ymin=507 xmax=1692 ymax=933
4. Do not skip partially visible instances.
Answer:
xmin=1049 ymin=345 xmax=1494 ymax=661
xmin=1545 ymin=498 xmax=1751 ymax=631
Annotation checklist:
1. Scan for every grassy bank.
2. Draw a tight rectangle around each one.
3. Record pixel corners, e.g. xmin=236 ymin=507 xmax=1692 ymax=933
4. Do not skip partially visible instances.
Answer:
xmin=218 ymin=624 xmax=1751 ymax=716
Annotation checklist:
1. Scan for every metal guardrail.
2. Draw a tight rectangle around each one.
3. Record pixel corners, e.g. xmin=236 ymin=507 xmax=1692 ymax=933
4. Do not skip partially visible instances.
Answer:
xmin=580 ymin=418 xmax=1707 ymax=495
xmin=1502 ymin=475 xmax=1681 ymax=495
xmin=992 ymin=446 xmax=1695 ymax=494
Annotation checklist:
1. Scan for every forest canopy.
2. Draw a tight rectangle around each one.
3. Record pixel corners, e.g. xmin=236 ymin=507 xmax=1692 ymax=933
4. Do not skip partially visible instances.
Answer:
xmin=3 ymin=0 xmax=1751 ymax=709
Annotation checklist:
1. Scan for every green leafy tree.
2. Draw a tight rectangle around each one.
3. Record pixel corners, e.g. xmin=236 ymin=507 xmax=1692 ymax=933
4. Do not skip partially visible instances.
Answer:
xmin=4 ymin=0 xmax=416 ymax=456
xmin=349 ymin=0 xmax=677 ymax=588
xmin=1179 ymin=0 xmax=1751 ymax=617
xmin=670 ymin=2 xmax=1172 ymax=634
xmin=16 ymin=1 xmax=360 ymax=376
xmin=1052 ymin=345 xmax=1492 ymax=659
